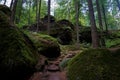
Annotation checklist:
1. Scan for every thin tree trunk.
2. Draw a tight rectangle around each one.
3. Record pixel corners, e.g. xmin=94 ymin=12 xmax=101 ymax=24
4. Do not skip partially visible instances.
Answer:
xmin=67 ymin=1 xmax=71 ymax=20
xmin=10 ymin=0 xmax=18 ymax=24
xmin=17 ymin=0 xmax=23 ymax=24
xmin=115 ymin=0 xmax=120 ymax=11
xmin=75 ymin=0 xmax=80 ymax=45
xmin=36 ymin=0 xmax=42 ymax=32
xmin=87 ymin=0 xmax=100 ymax=48
xmin=36 ymin=0 xmax=38 ymax=22
xmin=4 ymin=0 xmax=6 ymax=5
xmin=10 ymin=0 xmax=14 ymax=10
xmin=47 ymin=0 xmax=51 ymax=34
xmin=28 ymin=0 xmax=31 ymax=25
xmin=96 ymin=0 xmax=106 ymax=47
xmin=102 ymin=4 xmax=108 ymax=33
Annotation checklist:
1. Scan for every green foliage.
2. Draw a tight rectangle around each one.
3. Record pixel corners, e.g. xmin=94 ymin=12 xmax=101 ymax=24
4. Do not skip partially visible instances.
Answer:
xmin=15 ymin=0 xmax=47 ymax=27
xmin=106 ymin=38 xmax=120 ymax=48
xmin=106 ymin=31 xmax=120 ymax=47
xmin=67 ymin=48 xmax=120 ymax=80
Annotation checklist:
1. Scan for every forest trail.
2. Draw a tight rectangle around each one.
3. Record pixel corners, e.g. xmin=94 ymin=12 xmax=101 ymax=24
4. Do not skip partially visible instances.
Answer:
xmin=29 ymin=50 xmax=80 ymax=80
xmin=29 ymin=58 xmax=67 ymax=80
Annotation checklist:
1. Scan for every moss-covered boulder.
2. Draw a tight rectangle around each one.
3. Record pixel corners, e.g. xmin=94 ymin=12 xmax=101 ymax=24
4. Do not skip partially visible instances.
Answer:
xmin=26 ymin=32 xmax=61 ymax=58
xmin=57 ymin=19 xmax=74 ymax=30
xmin=79 ymin=27 xmax=92 ymax=43
xmin=0 ymin=5 xmax=38 ymax=80
xmin=67 ymin=49 xmax=120 ymax=80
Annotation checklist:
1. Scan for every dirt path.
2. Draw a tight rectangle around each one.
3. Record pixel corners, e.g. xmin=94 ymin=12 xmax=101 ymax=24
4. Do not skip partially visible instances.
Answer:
xmin=29 ymin=50 xmax=81 ymax=80
xmin=29 ymin=59 xmax=67 ymax=80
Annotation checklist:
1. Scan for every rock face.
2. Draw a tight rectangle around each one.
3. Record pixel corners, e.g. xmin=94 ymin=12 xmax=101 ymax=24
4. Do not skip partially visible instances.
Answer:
xmin=26 ymin=32 xmax=61 ymax=58
xmin=79 ymin=27 xmax=92 ymax=43
xmin=23 ymin=15 xmax=74 ymax=45
xmin=67 ymin=49 xmax=120 ymax=80
xmin=0 ymin=5 xmax=38 ymax=80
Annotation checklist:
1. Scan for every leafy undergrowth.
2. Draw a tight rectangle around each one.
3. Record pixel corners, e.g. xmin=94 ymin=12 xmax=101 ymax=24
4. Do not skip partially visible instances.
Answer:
xmin=67 ymin=48 xmax=120 ymax=80
xmin=106 ymin=31 xmax=120 ymax=48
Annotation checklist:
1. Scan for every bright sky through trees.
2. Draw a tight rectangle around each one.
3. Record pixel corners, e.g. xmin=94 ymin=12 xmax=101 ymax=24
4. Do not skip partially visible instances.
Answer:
xmin=0 ymin=0 xmax=58 ymax=15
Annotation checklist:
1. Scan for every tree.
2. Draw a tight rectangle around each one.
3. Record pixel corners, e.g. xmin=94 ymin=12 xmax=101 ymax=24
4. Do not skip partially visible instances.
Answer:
xmin=10 ymin=0 xmax=18 ymax=23
xmin=75 ymin=0 xmax=80 ymax=45
xmin=96 ymin=0 xmax=106 ymax=47
xmin=115 ymin=0 xmax=120 ymax=11
xmin=102 ymin=3 xmax=108 ymax=32
xmin=87 ymin=0 xmax=100 ymax=48
xmin=36 ymin=0 xmax=42 ymax=32
xmin=10 ymin=0 xmax=14 ymax=10
xmin=3 ymin=0 xmax=6 ymax=5
xmin=47 ymin=0 xmax=51 ymax=34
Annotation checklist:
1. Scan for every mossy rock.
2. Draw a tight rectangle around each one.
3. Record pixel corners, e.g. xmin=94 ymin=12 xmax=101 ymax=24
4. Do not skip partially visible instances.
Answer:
xmin=79 ymin=27 xmax=92 ymax=43
xmin=26 ymin=32 xmax=61 ymax=58
xmin=57 ymin=27 xmax=73 ymax=45
xmin=0 ymin=5 xmax=38 ymax=80
xmin=67 ymin=49 xmax=120 ymax=80
xmin=57 ymin=19 xmax=74 ymax=30
xmin=50 ymin=23 xmax=73 ymax=45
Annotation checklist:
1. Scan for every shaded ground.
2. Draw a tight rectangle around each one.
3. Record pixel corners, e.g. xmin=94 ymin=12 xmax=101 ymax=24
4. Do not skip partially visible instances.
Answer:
xmin=29 ymin=58 xmax=67 ymax=80
xmin=29 ymin=50 xmax=81 ymax=80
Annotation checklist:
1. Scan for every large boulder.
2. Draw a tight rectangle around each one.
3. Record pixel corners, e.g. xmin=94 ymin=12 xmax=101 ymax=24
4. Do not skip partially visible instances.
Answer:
xmin=22 ymin=16 xmax=74 ymax=45
xmin=25 ymin=32 xmax=61 ymax=58
xmin=67 ymin=49 xmax=120 ymax=80
xmin=79 ymin=27 xmax=92 ymax=43
xmin=0 ymin=5 xmax=38 ymax=80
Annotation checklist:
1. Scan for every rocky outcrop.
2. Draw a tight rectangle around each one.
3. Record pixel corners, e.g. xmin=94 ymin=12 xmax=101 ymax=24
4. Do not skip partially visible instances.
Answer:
xmin=0 ymin=5 xmax=38 ymax=80
xmin=67 ymin=48 xmax=120 ymax=80
xmin=25 ymin=32 xmax=61 ymax=58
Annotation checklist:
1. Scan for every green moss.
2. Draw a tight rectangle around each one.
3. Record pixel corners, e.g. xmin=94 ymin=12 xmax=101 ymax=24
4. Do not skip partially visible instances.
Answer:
xmin=0 ymin=26 xmax=38 ymax=77
xmin=25 ymin=32 xmax=61 ymax=58
xmin=67 ymin=49 xmax=120 ymax=80
xmin=0 ymin=26 xmax=38 ymax=79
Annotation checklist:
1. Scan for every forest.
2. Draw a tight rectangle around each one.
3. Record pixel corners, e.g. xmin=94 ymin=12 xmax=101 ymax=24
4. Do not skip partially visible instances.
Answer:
xmin=0 ymin=0 xmax=120 ymax=80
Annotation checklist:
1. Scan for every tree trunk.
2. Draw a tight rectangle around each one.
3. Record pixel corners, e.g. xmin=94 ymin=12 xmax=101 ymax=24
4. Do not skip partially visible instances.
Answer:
xmin=115 ymin=0 xmax=120 ymax=11
xmin=87 ymin=0 xmax=100 ymax=48
xmin=28 ymin=0 xmax=31 ymax=25
xmin=96 ymin=0 xmax=106 ymax=47
xmin=102 ymin=4 xmax=108 ymax=33
xmin=10 ymin=0 xmax=18 ymax=24
xmin=36 ymin=0 xmax=42 ymax=32
xmin=16 ymin=0 xmax=23 ymax=24
xmin=75 ymin=0 xmax=80 ymax=45
xmin=4 ymin=0 xmax=6 ymax=5
xmin=36 ymin=0 xmax=38 ymax=22
xmin=47 ymin=0 xmax=51 ymax=34
xmin=10 ymin=0 xmax=14 ymax=10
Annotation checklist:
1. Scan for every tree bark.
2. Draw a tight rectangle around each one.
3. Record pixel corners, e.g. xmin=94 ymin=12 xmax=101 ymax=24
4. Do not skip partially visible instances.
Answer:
xmin=75 ymin=0 xmax=80 ymax=44
xmin=36 ymin=0 xmax=42 ymax=32
xmin=28 ymin=0 xmax=31 ymax=25
xmin=87 ymin=0 xmax=100 ymax=48
xmin=16 ymin=0 xmax=23 ymax=24
xmin=4 ymin=0 xmax=6 ymax=5
xmin=10 ymin=0 xmax=14 ymax=10
xmin=10 ymin=0 xmax=18 ymax=24
xmin=102 ymin=4 xmax=108 ymax=33
xmin=47 ymin=0 xmax=51 ymax=34
xmin=115 ymin=0 xmax=120 ymax=11
xmin=96 ymin=0 xmax=106 ymax=47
